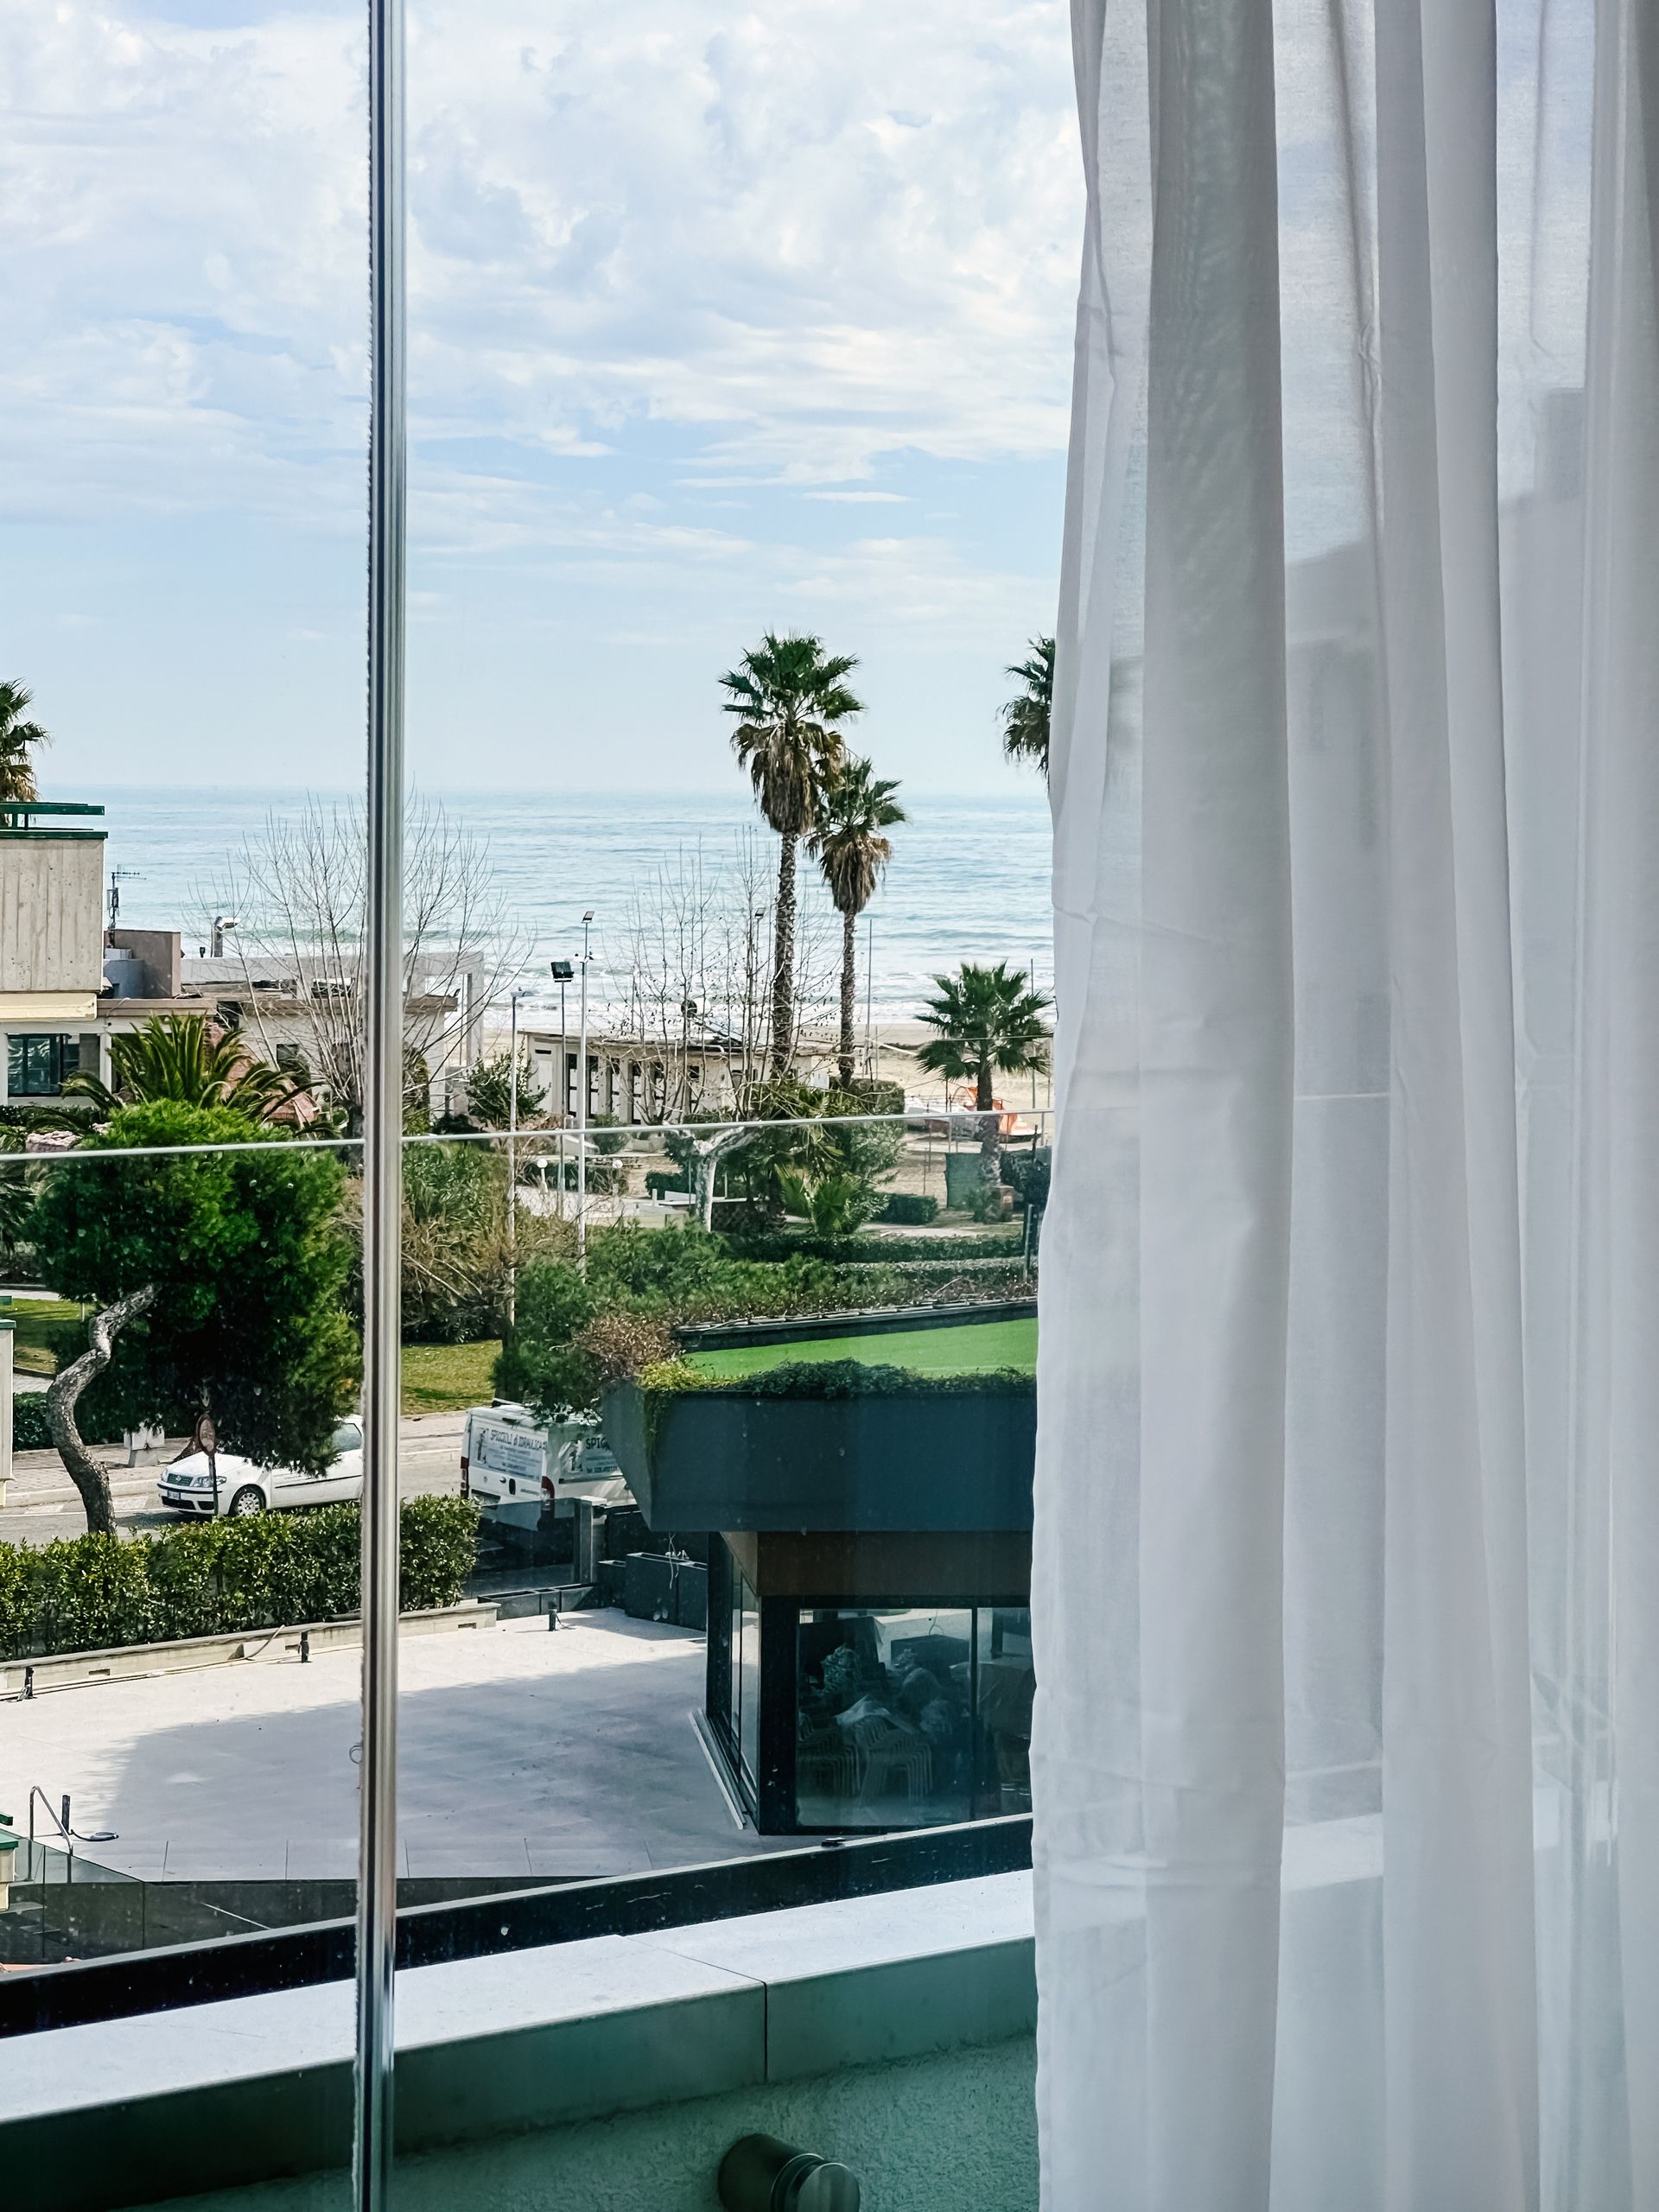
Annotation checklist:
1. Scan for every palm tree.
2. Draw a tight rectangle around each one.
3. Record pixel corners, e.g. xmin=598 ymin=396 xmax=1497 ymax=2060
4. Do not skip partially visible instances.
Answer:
xmin=0 ymin=680 xmax=51 ymax=803
xmin=721 ymin=632 xmax=864 ymax=1074
xmin=915 ymin=961 xmax=1052 ymax=1179
xmin=810 ymin=756 xmax=906 ymax=1090
xmin=65 ymin=1014 xmax=298 ymax=1123
xmin=1001 ymin=637 xmax=1053 ymax=777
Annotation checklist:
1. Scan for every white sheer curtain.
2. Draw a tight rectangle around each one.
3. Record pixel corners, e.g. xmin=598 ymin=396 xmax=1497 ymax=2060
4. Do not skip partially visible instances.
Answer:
xmin=1030 ymin=0 xmax=1659 ymax=2204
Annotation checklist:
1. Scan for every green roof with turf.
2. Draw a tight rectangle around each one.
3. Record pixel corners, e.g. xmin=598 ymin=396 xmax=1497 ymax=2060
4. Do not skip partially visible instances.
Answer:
xmin=684 ymin=1314 xmax=1037 ymax=1382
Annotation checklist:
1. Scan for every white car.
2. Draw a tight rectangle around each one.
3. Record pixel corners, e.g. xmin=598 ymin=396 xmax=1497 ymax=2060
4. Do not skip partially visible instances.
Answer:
xmin=156 ymin=1421 xmax=365 ymax=1519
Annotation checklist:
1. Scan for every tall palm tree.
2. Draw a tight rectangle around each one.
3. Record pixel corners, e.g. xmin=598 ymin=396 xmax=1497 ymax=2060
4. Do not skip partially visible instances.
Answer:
xmin=810 ymin=756 xmax=906 ymax=1090
xmin=1001 ymin=637 xmax=1054 ymax=777
xmin=65 ymin=1014 xmax=298 ymax=1123
xmin=721 ymin=632 xmax=863 ymax=1074
xmin=915 ymin=961 xmax=1052 ymax=1179
xmin=0 ymin=680 xmax=51 ymax=802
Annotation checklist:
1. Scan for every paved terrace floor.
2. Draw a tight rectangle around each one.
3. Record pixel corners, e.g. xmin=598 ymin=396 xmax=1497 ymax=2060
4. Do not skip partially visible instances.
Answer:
xmin=2 ymin=1611 xmax=790 ymax=1880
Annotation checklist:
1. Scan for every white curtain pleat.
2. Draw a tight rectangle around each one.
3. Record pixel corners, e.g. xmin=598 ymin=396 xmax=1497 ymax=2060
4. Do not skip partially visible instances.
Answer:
xmin=1033 ymin=0 xmax=1659 ymax=2202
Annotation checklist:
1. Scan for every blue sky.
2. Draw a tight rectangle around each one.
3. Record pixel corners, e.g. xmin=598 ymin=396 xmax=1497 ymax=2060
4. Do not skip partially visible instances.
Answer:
xmin=0 ymin=0 xmax=1078 ymax=795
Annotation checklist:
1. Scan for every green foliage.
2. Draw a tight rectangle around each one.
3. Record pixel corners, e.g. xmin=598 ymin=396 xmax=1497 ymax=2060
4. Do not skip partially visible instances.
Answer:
xmin=774 ymin=1167 xmax=876 ymax=1237
xmin=639 ymin=1357 xmax=1035 ymax=1403
xmin=0 ymin=677 xmax=51 ymax=803
xmin=11 ymin=1385 xmax=124 ymax=1448
xmin=0 ymin=1497 xmax=480 ymax=1660
xmin=690 ymin=1080 xmax=903 ymax=1223
xmin=810 ymin=757 xmax=906 ymax=918
xmin=877 ymin=1192 xmax=938 ymax=1225
xmin=464 ymin=1049 xmax=547 ymax=1129
xmin=0 ymin=1136 xmax=36 ymax=1255
xmin=0 ymin=1103 xmax=86 ymax=1135
xmin=588 ymin=1112 xmax=628 ymax=1156
xmin=1001 ymin=636 xmax=1053 ymax=778
xmin=719 ymin=1227 xmax=1017 ymax=1263
xmin=65 ymin=1014 xmax=299 ymax=1122
xmin=496 ymin=1218 xmax=1033 ymax=1423
xmin=1000 ymin=1146 xmax=1052 ymax=1210
xmin=721 ymin=632 xmax=864 ymax=842
xmin=12 ymin=1394 xmax=51 ymax=1449
xmin=29 ymin=1100 xmax=359 ymax=1469
xmin=966 ymin=1179 xmax=1013 ymax=1224
xmin=915 ymin=963 xmax=1052 ymax=1104
xmin=400 ymin=1493 xmax=483 ymax=1611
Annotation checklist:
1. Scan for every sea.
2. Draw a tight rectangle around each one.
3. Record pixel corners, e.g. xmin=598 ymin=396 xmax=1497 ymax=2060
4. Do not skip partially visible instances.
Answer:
xmin=67 ymin=785 xmax=1055 ymax=1027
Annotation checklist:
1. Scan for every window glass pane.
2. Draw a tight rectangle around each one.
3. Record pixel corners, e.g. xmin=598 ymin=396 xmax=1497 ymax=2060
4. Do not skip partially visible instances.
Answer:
xmin=738 ymin=1575 xmax=761 ymax=1795
xmin=7 ymin=1033 xmax=67 ymax=1096
xmin=797 ymin=1607 xmax=976 ymax=1829
xmin=976 ymin=1606 xmax=1035 ymax=1815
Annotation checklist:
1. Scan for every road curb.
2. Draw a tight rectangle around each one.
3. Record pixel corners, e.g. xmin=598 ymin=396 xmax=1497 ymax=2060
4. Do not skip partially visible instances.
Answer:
xmin=1 ymin=1601 xmax=500 ymax=1696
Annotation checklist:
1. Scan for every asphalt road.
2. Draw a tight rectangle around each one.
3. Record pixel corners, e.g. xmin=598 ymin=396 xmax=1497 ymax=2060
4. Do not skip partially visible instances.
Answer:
xmin=0 ymin=1412 xmax=467 ymax=1548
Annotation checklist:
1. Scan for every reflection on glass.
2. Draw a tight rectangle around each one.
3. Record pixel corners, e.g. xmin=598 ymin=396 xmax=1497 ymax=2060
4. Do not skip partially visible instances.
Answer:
xmin=798 ymin=1607 xmax=974 ymax=1828
xmin=976 ymin=1607 xmax=1034 ymax=1814
xmin=738 ymin=1575 xmax=761 ymax=1796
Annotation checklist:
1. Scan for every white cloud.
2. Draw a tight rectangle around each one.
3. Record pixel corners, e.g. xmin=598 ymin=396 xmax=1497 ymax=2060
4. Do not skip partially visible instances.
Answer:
xmin=0 ymin=0 xmax=1078 ymax=525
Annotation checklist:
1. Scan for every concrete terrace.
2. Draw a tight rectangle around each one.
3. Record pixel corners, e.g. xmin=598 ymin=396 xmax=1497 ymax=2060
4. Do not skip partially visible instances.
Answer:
xmin=3 ymin=1610 xmax=793 ymax=1882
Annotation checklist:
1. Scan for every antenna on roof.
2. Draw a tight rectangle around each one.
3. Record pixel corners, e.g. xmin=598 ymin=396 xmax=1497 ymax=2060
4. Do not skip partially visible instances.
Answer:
xmin=107 ymin=867 xmax=143 ymax=930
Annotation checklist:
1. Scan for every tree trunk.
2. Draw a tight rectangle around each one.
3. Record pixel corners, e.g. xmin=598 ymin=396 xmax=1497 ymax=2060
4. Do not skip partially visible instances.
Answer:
xmin=770 ymin=833 xmax=798 ymax=1077
xmin=977 ymin=1058 xmax=1001 ymax=1179
xmin=838 ymin=906 xmax=858 ymax=1091
xmin=46 ymin=1283 xmax=158 ymax=1535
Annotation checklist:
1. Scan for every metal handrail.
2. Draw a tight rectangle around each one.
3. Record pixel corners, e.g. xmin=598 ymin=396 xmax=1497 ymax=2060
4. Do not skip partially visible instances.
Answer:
xmin=25 ymin=1783 xmax=118 ymax=1866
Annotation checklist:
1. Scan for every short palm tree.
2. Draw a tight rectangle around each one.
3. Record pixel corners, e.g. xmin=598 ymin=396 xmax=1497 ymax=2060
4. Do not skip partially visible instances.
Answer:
xmin=810 ymin=756 xmax=906 ymax=1090
xmin=0 ymin=680 xmax=51 ymax=803
xmin=0 ymin=1140 xmax=36 ymax=1255
xmin=66 ymin=1014 xmax=298 ymax=1123
xmin=915 ymin=961 xmax=1052 ymax=1179
xmin=1001 ymin=637 xmax=1053 ymax=777
xmin=721 ymin=632 xmax=863 ymax=1074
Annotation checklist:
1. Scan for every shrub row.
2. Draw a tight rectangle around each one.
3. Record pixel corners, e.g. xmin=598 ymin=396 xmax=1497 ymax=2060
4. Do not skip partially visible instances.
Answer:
xmin=0 ymin=1494 xmax=479 ymax=1661
xmin=639 ymin=1357 xmax=1036 ymax=1402
xmin=877 ymin=1192 xmax=938 ymax=1225
xmin=721 ymin=1230 xmax=1023 ymax=1264
xmin=12 ymin=1392 xmax=124 ymax=1450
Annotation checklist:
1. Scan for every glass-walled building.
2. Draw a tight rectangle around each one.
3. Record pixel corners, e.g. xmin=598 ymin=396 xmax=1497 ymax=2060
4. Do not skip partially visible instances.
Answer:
xmin=604 ymin=1300 xmax=1038 ymax=1834
xmin=707 ymin=1560 xmax=1035 ymax=1833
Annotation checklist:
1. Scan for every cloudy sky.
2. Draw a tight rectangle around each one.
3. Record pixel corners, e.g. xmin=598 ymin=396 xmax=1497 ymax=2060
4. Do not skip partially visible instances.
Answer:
xmin=1 ymin=0 xmax=1079 ymax=794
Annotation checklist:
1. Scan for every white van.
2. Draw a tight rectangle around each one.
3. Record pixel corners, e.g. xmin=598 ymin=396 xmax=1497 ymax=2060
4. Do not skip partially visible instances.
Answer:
xmin=461 ymin=1402 xmax=631 ymax=1546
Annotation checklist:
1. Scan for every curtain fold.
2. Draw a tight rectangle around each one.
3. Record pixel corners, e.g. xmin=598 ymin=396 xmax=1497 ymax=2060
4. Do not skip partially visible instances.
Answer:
xmin=1032 ymin=0 xmax=1659 ymax=2205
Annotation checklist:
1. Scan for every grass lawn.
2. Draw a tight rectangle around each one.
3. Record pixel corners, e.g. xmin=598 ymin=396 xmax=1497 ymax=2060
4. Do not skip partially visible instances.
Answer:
xmin=401 ymin=1339 xmax=501 ymax=1416
xmin=8 ymin=1297 xmax=90 ymax=1376
xmin=687 ymin=1314 xmax=1037 ymax=1382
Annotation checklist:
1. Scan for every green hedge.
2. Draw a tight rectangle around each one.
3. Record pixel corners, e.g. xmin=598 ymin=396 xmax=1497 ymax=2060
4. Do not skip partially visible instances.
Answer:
xmin=0 ymin=1494 xmax=479 ymax=1661
xmin=718 ymin=1230 xmax=1023 ymax=1264
xmin=639 ymin=1357 xmax=1035 ymax=1403
xmin=877 ymin=1192 xmax=938 ymax=1225
xmin=11 ymin=1390 xmax=125 ymax=1450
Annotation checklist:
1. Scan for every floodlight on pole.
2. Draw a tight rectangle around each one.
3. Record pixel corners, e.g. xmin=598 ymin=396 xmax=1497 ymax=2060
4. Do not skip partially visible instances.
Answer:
xmin=577 ymin=914 xmax=594 ymax=1266
xmin=506 ymin=987 xmax=531 ymax=1327
xmin=550 ymin=960 xmax=575 ymax=1215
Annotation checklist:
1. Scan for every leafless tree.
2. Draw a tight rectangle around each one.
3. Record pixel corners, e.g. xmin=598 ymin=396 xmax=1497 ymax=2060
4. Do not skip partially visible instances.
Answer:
xmin=202 ymin=798 xmax=523 ymax=1130
xmin=614 ymin=828 xmax=840 ymax=1125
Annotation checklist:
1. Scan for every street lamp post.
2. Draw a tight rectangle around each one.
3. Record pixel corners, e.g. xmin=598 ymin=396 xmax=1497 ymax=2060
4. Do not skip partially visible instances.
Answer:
xmin=506 ymin=987 xmax=530 ymax=1328
xmin=550 ymin=960 xmax=574 ymax=1219
xmin=576 ymin=913 xmax=594 ymax=1268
